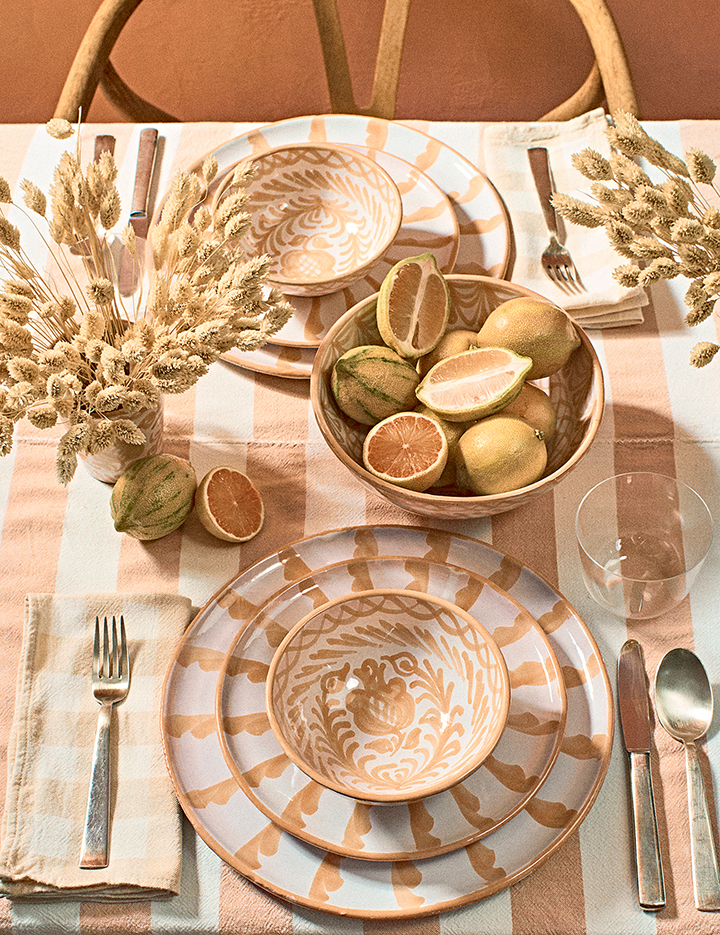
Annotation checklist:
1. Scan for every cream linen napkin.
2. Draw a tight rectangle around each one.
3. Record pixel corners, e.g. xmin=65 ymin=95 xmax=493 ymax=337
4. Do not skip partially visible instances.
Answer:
xmin=0 ymin=592 xmax=192 ymax=901
xmin=484 ymin=107 xmax=648 ymax=328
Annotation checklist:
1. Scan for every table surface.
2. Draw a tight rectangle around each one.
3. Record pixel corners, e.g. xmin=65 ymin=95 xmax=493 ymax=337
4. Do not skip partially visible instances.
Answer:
xmin=1 ymin=118 xmax=720 ymax=935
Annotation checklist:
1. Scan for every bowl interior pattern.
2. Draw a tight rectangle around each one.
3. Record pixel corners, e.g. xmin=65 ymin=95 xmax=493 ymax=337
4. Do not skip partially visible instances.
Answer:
xmin=267 ymin=588 xmax=510 ymax=803
xmin=311 ymin=274 xmax=604 ymax=518
xmin=241 ymin=144 xmax=402 ymax=295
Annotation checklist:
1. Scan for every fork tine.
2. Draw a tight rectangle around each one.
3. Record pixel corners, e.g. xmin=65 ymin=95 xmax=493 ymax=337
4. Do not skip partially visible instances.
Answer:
xmin=119 ymin=614 xmax=127 ymax=681
xmin=111 ymin=616 xmax=120 ymax=679
xmin=102 ymin=616 xmax=110 ymax=679
xmin=92 ymin=617 xmax=100 ymax=680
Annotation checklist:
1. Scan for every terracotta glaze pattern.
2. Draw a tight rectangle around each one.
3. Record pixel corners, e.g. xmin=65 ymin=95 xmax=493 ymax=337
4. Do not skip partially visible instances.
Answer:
xmin=311 ymin=275 xmax=604 ymax=518
xmin=212 ymin=145 xmax=459 ymax=348
xmin=238 ymin=143 xmax=402 ymax=296
xmin=216 ymin=555 xmax=566 ymax=860
xmin=161 ymin=525 xmax=613 ymax=918
xmin=173 ymin=114 xmax=509 ymax=378
xmin=267 ymin=589 xmax=510 ymax=803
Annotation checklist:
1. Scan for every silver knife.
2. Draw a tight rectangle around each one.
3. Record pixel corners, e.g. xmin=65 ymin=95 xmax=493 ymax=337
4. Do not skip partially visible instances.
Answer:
xmin=118 ymin=127 xmax=159 ymax=295
xmin=618 ymin=639 xmax=666 ymax=910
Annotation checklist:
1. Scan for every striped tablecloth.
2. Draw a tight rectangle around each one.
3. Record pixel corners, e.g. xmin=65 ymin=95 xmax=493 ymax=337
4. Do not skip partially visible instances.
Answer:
xmin=0 ymin=118 xmax=719 ymax=933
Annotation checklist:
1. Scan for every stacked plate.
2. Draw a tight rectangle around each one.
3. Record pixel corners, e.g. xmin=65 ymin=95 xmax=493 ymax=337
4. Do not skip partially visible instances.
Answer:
xmin=161 ymin=525 xmax=613 ymax=919
xmin=181 ymin=114 xmax=512 ymax=379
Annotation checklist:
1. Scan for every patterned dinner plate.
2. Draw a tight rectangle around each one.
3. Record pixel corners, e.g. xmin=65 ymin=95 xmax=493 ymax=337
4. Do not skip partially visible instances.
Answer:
xmin=177 ymin=114 xmax=510 ymax=377
xmin=161 ymin=525 xmax=613 ymax=919
xmin=215 ymin=556 xmax=567 ymax=860
xmin=212 ymin=146 xmax=460 ymax=348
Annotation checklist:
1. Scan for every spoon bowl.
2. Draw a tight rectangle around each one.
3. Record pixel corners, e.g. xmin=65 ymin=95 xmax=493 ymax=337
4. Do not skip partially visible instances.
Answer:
xmin=655 ymin=648 xmax=720 ymax=910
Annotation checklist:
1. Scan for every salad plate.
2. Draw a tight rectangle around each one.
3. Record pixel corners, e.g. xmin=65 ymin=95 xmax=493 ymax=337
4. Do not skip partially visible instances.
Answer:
xmin=162 ymin=525 xmax=612 ymax=918
xmin=215 ymin=555 xmax=567 ymax=860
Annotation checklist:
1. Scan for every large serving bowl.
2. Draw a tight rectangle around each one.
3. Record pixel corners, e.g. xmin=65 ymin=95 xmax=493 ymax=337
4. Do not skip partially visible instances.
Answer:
xmin=230 ymin=142 xmax=402 ymax=296
xmin=310 ymin=274 xmax=604 ymax=518
xmin=266 ymin=588 xmax=510 ymax=805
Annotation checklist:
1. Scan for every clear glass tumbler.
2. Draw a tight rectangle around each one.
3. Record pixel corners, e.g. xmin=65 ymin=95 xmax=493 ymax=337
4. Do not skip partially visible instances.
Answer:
xmin=575 ymin=472 xmax=713 ymax=619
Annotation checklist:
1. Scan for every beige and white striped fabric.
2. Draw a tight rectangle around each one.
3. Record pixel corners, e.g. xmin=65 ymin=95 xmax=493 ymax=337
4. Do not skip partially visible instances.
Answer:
xmin=0 ymin=120 xmax=717 ymax=933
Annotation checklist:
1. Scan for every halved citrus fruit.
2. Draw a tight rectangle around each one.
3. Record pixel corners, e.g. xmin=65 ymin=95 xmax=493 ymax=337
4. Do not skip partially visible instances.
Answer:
xmin=376 ymin=253 xmax=450 ymax=359
xmin=195 ymin=466 xmax=264 ymax=542
xmin=415 ymin=347 xmax=532 ymax=422
xmin=362 ymin=411 xmax=448 ymax=491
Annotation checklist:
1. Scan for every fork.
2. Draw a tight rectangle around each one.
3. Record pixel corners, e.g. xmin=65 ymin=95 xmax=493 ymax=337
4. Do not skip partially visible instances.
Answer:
xmin=527 ymin=147 xmax=583 ymax=290
xmin=79 ymin=615 xmax=130 ymax=869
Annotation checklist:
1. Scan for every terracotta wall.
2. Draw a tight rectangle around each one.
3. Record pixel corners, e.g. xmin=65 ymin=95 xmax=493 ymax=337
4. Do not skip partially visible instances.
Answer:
xmin=3 ymin=0 xmax=720 ymax=125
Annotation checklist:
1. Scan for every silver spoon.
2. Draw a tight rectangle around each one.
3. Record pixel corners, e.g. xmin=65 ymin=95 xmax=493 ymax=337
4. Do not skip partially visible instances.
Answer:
xmin=655 ymin=648 xmax=720 ymax=910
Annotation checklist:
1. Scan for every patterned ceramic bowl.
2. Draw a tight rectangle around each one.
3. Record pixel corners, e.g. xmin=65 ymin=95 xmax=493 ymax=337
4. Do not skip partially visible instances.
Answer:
xmin=236 ymin=143 xmax=402 ymax=296
xmin=265 ymin=588 xmax=510 ymax=805
xmin=310 ymin=274 xmax=604 ymax=518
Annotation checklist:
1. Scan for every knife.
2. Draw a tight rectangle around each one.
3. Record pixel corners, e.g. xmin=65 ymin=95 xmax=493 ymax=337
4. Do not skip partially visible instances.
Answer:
xmin=618 ymin=639 xmax=666 ymax=910
xmin=118 ymin=127 xmax=159 ymax=295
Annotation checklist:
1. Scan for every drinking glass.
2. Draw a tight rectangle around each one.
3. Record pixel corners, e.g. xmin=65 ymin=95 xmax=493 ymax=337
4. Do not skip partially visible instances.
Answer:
xmin=575 ymin=472 xmax=713 ymax=619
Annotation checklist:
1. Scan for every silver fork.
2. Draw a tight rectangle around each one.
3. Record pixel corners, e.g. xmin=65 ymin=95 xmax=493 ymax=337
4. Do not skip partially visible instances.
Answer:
xmin=79 ymin=615 xmax=130 ymax=869
xmin=527 ymin=147 xmax=583 ymax=290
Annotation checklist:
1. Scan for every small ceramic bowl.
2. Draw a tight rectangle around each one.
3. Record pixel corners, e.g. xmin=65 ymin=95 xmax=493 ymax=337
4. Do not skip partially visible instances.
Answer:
xmin=230 ymin=142 xmax=402 ymax=297
xmin=266 ymin=588 xmax=510 ymax=805
xmin=310 ymin=274 xmax=604 ymax=518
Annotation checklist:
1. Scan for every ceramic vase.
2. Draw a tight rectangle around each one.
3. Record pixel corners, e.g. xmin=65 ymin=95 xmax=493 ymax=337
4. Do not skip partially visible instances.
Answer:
xmin=78 ymin=397 xmax=164 ymax=484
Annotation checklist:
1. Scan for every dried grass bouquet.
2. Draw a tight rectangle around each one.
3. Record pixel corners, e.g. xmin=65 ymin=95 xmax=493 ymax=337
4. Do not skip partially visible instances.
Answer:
xmin=0 ymin=118 xmax=292 ymax=482
xmin=553 ymin=111 xmax=720 ymax=368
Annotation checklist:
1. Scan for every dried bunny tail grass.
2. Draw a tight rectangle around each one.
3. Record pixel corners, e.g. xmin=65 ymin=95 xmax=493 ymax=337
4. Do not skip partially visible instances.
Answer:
xmin=46 ymin=118 xmax=74 ymax=140
xmin=20 ymin=180 xmax=46 ymax=216
xmin=687 ymin=149 xmax=717 ymax=186
xmin=0 ymin=218 xmax=21 ymax=250
xmin=202 ymin=156 xmax=219 ymax=184
xmin=0 ymin=178 xmax=12 ymax=204
xmin=99 ymin=187 xmax=121 ymax=229
xmin=86 ymin=278 xmax=115 ymax=306
xmin=550 ymin=193 xmax=604 ymax=227
xmin=571 ymin=148 xmax=613 ymax=181
xmin=612 ymin=263 xmax=642 ymax=287
xmin=690 ymin=341 xmax=720 ymax=367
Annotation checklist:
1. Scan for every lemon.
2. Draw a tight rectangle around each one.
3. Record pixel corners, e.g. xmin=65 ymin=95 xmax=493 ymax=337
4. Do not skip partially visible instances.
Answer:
xmin=456 ymin=414 xmax=547 ymax=495
xmin=415 ymin=346 xmax=532 ymax=422
xmin=362 ymin=411 xmax=448 ymax=491
xmin=417 ymin=328 xmax=478 ymax=378
xmin=475 ymin=298 xmax=581 ymax=379
xmin=501 ymin=382 xmax=557 ymax=439
xmin=376 ymin=253 xmax=450 ymax=359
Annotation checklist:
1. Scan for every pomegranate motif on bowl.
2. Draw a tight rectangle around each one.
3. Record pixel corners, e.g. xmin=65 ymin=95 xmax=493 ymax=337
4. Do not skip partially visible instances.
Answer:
xmin=266 ymin=588 xmax=510 ymax=804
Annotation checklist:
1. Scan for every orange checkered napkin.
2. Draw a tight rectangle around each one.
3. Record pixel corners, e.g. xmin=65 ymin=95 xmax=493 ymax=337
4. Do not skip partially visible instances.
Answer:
xmin=0 ymin=592 xmax=192 ymax=901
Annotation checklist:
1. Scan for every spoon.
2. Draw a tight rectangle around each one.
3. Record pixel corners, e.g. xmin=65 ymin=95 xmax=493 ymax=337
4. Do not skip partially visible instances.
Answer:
xmin=655 ymin=648 xmax=720 ymax=910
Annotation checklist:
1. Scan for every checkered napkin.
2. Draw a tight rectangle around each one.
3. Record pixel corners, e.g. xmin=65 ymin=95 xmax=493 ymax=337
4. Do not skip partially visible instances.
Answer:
xmin=0 ymin=592 xmax=193 ymax=901
xmin=484 ymin=107 xmax=648 ymax=328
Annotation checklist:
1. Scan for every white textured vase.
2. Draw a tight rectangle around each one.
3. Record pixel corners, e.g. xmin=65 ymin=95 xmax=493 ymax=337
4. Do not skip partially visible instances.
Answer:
xmin=78 ymin=398 xmax=164 ymax=484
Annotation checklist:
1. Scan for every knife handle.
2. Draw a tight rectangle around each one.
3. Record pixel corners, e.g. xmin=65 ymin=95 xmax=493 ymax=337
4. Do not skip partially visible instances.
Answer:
xmin=630 ymin=751 xmax=665 ymax=910
xmin=131 ymin=128 xmax=158 ymax=216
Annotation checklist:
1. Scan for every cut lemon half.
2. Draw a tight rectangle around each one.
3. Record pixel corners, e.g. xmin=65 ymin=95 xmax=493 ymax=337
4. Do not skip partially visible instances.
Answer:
xmin=376 ymin=253 xmax=450 ymax=359
xmin=415 ymin=347 xmax=532 ymax=422
xmin=195 ymin=465 xmax=264 ymax=542
xmin=362 ymin=411 xmax=448 ymax=492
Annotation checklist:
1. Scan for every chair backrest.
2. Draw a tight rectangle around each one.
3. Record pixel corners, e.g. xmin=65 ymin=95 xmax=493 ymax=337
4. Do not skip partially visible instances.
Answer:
xmin=53 ymin=0 xmax=639 ymax=125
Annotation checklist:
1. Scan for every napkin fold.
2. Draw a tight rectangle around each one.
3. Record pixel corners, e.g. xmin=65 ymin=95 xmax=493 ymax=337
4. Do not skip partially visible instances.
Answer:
xmin=0 ymin=592 xmax=193 ymax=901
xmin=484 ymin=107 xmax=648 ymax=328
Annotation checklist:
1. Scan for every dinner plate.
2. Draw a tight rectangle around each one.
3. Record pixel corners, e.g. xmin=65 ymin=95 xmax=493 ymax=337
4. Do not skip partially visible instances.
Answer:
xmin=162 ymin=525 xmax=612 ymax=918
xmin=212 ymin=146 xmax=460 ymax=348
xmin=220 ymin=341 xmax=316 ymax=380
xmin=178 ymin=114 xmax=510 ymax=377
xmin=215 ymin=555 xmax=567 ymax=860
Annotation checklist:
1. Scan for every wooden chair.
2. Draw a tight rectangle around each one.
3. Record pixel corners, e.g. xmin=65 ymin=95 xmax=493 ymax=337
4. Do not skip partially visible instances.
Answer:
xmin=53 ymin=0 xmax=639 ymax=125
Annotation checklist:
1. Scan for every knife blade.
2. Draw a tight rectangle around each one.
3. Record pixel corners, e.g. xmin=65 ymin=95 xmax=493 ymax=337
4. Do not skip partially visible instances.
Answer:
xmin=618 ymin=639 xmax=666 ymax=910
xmin=118 ymin=127 xmax=159 ymax=296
